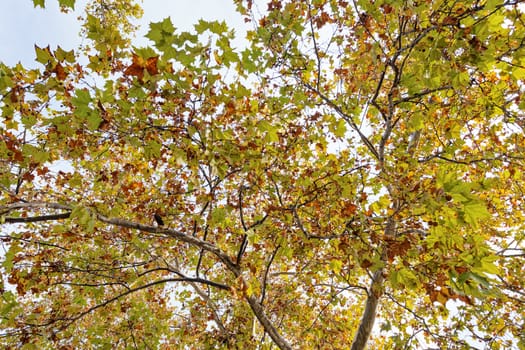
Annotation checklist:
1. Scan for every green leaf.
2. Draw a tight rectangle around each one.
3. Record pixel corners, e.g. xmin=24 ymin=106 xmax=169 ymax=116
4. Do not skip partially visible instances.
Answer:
xmin=71 ymin=205 xmax=95 ymax=232
xmin=2 ymin=241 xmax=21 ymax=272
xmin=21 ymin=114 xmax=37 ymax=128
xmin=473 ymin=255 xmax=500 ymax=276
xmin=144 ymin=139 xmax=162 ymax=159
xmin=258 ymin=120 xmax=279 ymax=142
xmin=451 ymin=70 xmax=470 ymax=88
xmin=71 ymin=89 xmax=92 ymax=118
xmin=86 ymin=112 xmax=102 ymax=130
xmin=392 ymin=268 xmax=419 ymax=289
xmin=210 ymin=207 xmax=227 ymax=225
xmin=407 ymin=113 xmax=423 ymax=130
xmin=32 ymin=0 xmax=45 ymax=8
xmin=329 ymin=259 xmax=343 ymax=274
xmin=146 ymin=27 xmax=163 ymax=45
xmin=334 ymin=118 xmax=347 ymax=138
xmin=194 ymin=20 xmax=208 ymax=34
xmin=463 ymin=201 xmax=490 ymax=226
xmin=34 ymin=45 xmax=53 ymax=64
xmin=195 ymin=19 xmax=227 ymax=35
xmin=485 ymin=0 xmax=500 ymax=10
xmin=487 ymin=12 xmax=504 ymax=31
xmin=58 ymin=0 xmax=75 ymax=9
xmin=222 ymin=48 xmax=239 ymax=66
xmin=147 ymin=18 xmax=175 ymax=47
xmin=54 ymin=46 xmax=75 ymax=63
xmin=72 ymin=88 xmax=92 ymax=106
xmin=512 ymin=67 xmax=525 ymax=80
xmin=21 ymin=144 xmax=48 ymax=163
xmin=241 ymin=49 xmax=258 ymax=73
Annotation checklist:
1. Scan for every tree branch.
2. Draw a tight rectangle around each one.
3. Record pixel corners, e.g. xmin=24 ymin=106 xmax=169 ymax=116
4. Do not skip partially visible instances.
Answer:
xmin=301 ymin=81 xmax=380 ymax=160
xmin=350 ymin=269 xmax=384 ymax=350
xmin=4 ymin=201 xmax=293 ymax=350
xmin=61 ymin=278 xmax=203 ymax=324
xmin=3 ymin=212 xmax=71 ymax=223
xmin=350 ymin=217 xmax=395 ymax=350
xmin=260 ymin=244 xmax=280 ymax=305
xmin=245 ymin=294 xmax=292 ymax=350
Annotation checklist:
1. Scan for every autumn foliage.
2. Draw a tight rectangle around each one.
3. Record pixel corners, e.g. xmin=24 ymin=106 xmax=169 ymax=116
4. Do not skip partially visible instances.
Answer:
xmin=1 ymin=0 xmax=525 ymax=349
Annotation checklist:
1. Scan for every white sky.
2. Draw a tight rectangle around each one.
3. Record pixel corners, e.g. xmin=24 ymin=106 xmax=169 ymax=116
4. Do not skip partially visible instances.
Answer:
xmin=2 ymin=1 xmax=518 ymax=348
xmin=0 ymin=0 xmax=247 ymax=67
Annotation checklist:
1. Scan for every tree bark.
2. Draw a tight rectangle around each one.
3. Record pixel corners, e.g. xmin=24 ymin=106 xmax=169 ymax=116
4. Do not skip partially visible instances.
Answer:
xmin=245 ymin=295 xmax=293 ymax=350
xmin=350 ymin=269 xmax=384 ymax=350
xmin=351 ymin=217 xmax=394 ymax=350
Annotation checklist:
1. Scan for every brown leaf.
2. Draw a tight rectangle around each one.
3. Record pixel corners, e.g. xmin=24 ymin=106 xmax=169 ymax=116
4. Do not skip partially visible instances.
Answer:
xmin=124 ymin=54 xmax=159 ymax=81
xmin=124 ymin=54 xmax=145 ymax=80
xmin=381 ymin=4 xmax=393 ymax=14
xmin=342 ymin=202 xmax=358 ymax=216
xmin=442 ymin=16 xmax=459 ymax=26
xmin=145 ymin=56 xmax=159 ymax=75
xmin=54 ymin=62 xmax=67 ymax=81
xmin=10 ymin=88 xmax=19 ymax=104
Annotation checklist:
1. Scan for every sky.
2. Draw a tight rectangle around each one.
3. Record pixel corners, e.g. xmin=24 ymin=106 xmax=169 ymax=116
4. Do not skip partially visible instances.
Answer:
xmin=0 ymin=0 xmax=252 ymax=199
xmin=0 ymin=0 xmax=248 ymax=67
xmin=1 ymin=1 xmax=517 ymax=348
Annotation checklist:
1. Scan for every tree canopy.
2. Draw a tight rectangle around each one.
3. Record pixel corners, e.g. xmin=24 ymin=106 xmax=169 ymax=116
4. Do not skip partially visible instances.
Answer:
xmin=1 ymin=0 xmax=525 ymax=348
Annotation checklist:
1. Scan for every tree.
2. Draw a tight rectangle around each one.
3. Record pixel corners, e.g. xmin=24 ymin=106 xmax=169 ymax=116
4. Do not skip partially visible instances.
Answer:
xmin=1 ymin=0 xmax=525 ymax=348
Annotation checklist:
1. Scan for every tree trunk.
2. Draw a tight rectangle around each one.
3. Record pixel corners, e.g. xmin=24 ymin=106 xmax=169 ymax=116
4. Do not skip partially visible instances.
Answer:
xmin=351 ymin=217 xmax=393 ymax=350
xmin=350 ymin=269 xmax=385 ymax=350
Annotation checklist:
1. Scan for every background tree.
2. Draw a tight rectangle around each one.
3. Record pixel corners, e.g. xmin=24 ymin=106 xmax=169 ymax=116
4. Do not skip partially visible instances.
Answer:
xmin=1 ymin=0 xmax=524 ymax=349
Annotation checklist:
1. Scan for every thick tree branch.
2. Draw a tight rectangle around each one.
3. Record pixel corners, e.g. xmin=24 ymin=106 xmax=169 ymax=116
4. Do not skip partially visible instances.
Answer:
xmin=245 ymin=294 xmax=292 ymax=350
xmin=237 ymin=184 xmax=250 ymax=265
xmin=350 ymin=217 xmax=395 ymax=350
xmin=3 ymin=201 xmax=293 ymax=350
xmin=3 ymin=212 xmax=71 ymax=223
xmin=1 ymin=202 xmax=73 ymax=223
xmin=350 ymin=269 xmax=384 ymax=350
xmin=97 ymin=214 xmax=240 ymax=273
xmin=1 ymin=201 xmax=71 ymax=213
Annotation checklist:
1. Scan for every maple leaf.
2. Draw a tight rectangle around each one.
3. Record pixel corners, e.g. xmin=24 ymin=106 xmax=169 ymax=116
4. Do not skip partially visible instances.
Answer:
xmin=2 ymin=1 xmax=525 ymax=350
xmin=53 ymin=62 xmax=67 ymax=80
xmin=124 ymin=54 xmax=159 ymax=81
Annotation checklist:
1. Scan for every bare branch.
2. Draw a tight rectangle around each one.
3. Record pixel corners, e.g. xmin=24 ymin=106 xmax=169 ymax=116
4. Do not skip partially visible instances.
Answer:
xmin=302 ymin=81 xmax=380 ymax=160
xmin=3 ymin=212 xmax=71 ymax=223
xmin=306 ymin=0 xmax=322 ymax=91
xmin=260 ymin=244 xmax=280 ymax=305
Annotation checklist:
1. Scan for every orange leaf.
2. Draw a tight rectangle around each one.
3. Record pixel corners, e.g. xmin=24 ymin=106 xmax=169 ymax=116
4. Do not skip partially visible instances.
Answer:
xmin=342 ymin=202 xmax=357 ymax=216
xmin=145 ymin=56 xmax=159 ymax=75
xmin=124 ymin=54 xmax=159 ymax=81
xmin=442 ymin=16 xmax=459 ymax=26
xmin=124 ymin=54 xmax=145 ymax=80
xmin=10 ymin=86 xmax=22 ymax=103
xmin=54 ymin=62 xmax=67 ymax=81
